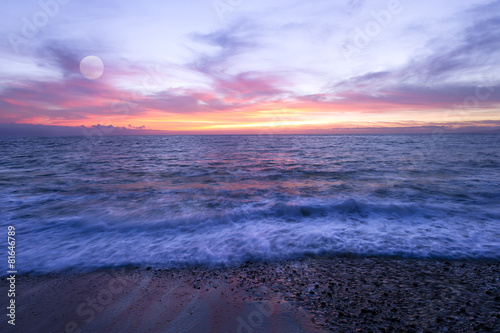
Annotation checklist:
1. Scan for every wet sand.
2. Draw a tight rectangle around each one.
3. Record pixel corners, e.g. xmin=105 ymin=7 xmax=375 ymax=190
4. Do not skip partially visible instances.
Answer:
xmin=2 ymin=257 xmax=499 ymax=332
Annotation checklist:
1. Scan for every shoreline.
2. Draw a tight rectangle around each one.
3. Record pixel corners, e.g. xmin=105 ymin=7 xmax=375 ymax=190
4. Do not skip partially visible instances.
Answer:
xmin=3 ymin=257 xmax=499 ymax=332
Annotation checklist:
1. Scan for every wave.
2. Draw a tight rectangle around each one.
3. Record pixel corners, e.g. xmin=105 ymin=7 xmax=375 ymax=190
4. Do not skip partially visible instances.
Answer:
xmin=16 ymin=197 xmax=473 ymax=232
xmin=4 ymin=198 xmax=499 ymax=275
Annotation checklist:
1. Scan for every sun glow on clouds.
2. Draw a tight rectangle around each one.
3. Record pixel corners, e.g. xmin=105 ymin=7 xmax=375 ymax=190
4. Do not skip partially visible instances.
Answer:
xmin=0 ymin=0 xmax=500 ymax=134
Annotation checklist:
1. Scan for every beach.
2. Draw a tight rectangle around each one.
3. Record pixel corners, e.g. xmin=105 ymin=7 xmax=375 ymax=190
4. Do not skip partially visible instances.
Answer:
xmin=4 ymin=257 xmax=499 ymax=332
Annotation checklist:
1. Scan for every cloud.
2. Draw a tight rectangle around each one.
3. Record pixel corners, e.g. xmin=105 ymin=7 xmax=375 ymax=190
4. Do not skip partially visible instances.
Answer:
xmin=39 ymin=41 xmax=82 ymax=79
xmin=1 ymin=1 xmax=499 ymax=133
xmin=320 ymin=2 xmax=500 ymax=111
xmin=404 ymin=15 xmax=500 ymax=84
xmin=0 ymin=76 xmax=137 ymax=123
xmin=0 ymin=123 xmax=174 ymax=137
xmin=189 ymin=20 xmax=258 ymax=76
xmin=128 ymin=124 xmax=145 ymax=130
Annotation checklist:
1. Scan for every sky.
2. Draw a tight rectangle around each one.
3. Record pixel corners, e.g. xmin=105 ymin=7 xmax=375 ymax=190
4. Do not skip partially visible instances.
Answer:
xmin=0 ymin=0 xmax=499 ymax=135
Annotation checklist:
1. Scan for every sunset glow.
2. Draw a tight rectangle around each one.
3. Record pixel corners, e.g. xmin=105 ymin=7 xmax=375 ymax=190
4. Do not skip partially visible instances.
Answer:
xmin=1 ymin=0 xmax=499 ymax=135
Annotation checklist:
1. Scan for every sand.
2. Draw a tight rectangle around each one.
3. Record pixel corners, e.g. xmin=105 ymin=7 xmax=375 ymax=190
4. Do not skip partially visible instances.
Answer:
xmin=2 ymin=257 xmax=499 ymax=332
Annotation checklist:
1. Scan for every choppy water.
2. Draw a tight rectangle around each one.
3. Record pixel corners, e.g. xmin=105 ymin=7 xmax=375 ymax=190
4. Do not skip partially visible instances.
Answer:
xmin=1 ymin=134 xmax=499 ymax=274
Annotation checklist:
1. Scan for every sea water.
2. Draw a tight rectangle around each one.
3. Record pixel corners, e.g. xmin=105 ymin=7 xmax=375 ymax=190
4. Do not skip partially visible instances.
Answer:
xmin=1 ymin=134 xmax=499 ymax=274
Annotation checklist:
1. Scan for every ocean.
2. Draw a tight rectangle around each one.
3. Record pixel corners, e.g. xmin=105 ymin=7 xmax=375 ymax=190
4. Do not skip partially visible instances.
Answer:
xmin=1 ymin=134 xmax=499 ymax=274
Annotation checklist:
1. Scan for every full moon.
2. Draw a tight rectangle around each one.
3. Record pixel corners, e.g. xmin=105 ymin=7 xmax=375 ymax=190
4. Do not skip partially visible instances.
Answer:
xmin=79 ymin=55 xmax=104 ymax=80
